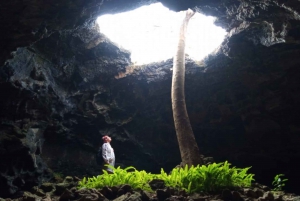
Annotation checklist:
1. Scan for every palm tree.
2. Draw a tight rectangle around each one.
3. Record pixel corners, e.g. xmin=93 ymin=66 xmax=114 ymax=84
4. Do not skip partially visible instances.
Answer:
xmin=171 ymin=9 xmax=204 ymax=167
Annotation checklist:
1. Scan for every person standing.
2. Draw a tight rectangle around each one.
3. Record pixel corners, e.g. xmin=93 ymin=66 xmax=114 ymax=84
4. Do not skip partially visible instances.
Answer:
xmin=101 ymin=135 xmax=115 ymax=173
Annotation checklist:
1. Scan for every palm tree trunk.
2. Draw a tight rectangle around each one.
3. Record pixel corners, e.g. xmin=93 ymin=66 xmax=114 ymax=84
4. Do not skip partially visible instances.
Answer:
xmin=171 ymin=9 xmax=204 ymax=167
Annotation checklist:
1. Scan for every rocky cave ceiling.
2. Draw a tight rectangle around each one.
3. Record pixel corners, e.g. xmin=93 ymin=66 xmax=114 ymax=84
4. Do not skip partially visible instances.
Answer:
xmin=1 ymin=0 xmax=300 ymax=198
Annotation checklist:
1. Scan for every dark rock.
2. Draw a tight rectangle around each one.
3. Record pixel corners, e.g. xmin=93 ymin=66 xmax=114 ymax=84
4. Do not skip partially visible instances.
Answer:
xmin=127 ymin=192 xmax=143 ymax=201
xmin=63 ymin=176 xmax=74 ymax=183
xmin=202 ymin=157 xmax=214 ymax=165
xmin=100 ymin=187 xmax=115 ymax=200
xmin=273 ymin=192 xmax=284 ymax=201
xmin=165 ymin=196 xmax=185 ymax=201
xmin=221 ymin=189 xmax=233 ymax=201
xmin=111 ymin=186 xmax=120 ymax=195
xmin=78 ymin=193 xmax=102 ymax=201
xmin=59 ymin=189 xmax=75 ymax=201
xmin=30 ymin=186 xmax=46 ymax=197
xmin=118 ymin=189 xmax=126 ymax=197
xmin=55 ymin=183 xmax=72 ymax=195
xmin=266 ymin=192 xmax=275 ymax=201
xmin=188 ymin=193 xmax=210 ymax=201
xmin=140 ymin=190 xmax=153 ymax=201
xmin=232 ymin=191 xmax=243 ymax=201
xmin=113 ymin=192 xmax=142 ymax=201
xmin=42 ymin=195 xmax=52 ymax=201
xmin=252 ymin=183 xmax=271 ymax=191
xmin=244 ymin=189 xmax=257 ymax=198
xmin=258 ymin=192 xmax=275 ymax=201
xmin=118 ymin=185 xmax=132 ymax=196
xmin=75 ymin=188 xmax=107 ymax=201
xmin=22 ymin=192 xmax=41 ymax=201
xmin=156 ymin=189 xmax=171 ymax=201
xmin=35 ymin=189 xmax=46 ymax=197
xmin=254 ymin=188 xmax=265 ymax=198
xmin=113 ymin=193 xmax=131 ymax=201
xmin=178 ymin=190 xmax=188 ymax=197
xmin=149 ymin=180 xmax=165 ymax=190
xmin=40 ymin=183 xmax=55 ymax=192
xmin=74 ymin=177 xmax=81 ymax=182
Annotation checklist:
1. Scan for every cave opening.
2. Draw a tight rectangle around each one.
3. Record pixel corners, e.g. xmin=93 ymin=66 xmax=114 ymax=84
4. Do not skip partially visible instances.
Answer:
xmin=97 ymin=2 xmax=227 ymax=65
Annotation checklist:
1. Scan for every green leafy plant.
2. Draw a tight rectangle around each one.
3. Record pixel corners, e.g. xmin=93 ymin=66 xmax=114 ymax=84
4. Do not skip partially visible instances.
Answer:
xmin=156 ymin=161 xmax=254 ymax=193
xmin=272 ymin=174 xmax=288 ymax=191
xmin=78 ymin=165 xmax=155 ymax=191
xmin=78 ymin=161 xmax=254 ymax=194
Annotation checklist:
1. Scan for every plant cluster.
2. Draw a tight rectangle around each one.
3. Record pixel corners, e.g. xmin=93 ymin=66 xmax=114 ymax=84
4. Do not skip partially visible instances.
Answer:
xmin=272 ymin=174 xmax=288 ymax=191
xmin=157 ymin=161 xmax=254 ymax=193
xmin=78 ymin=161 xmax=254 ymax=194
xmin=78 ymin=166 xmax=154 ymax=191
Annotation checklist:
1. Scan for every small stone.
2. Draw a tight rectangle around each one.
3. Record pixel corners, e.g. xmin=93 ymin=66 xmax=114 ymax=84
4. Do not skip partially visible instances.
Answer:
xmin=156 ymin=189 xmax=171 ymax=201
xmin=263 ymin=192 xmax=274 ymax=201
xmin=221 ymin=189 xmax=232 ymax=201
xmin=74 ymin=176 xmax=81 ymax=182
xmin=165 ymin=196 xmax=185 ymax=201
xmin=203 ymin=157 xmax=214 ymax=165
xmin=149 ymin=179 xmax=165 ymax=190
xmin=117 ymin=184 xmax=132 ymax=196
xmin=100 ymin=186 xmax=115 ymax=200
xmin=63 ymin=176 xmax=73 ymax=183
xmin=112 ymin=192 xmax=134 ymax=201
xmin=35 ymin=189 xmax=46 ymax=197
xmin=59 ymin=189 xmax=75 ymax=201
xmin=111 ymin=186 xmax=119 ymax=194
xmin=178 ymin=190 xmax=187 ymax=197
xmin=55 ymin=183 xmax=71 ymax=195
xmin=40 ymin=183 xmax=55 ymax=192
xmin=22 ymin=192 xmax=40 ymax=201
xmin=120 ymin=184 xmax=132 ymax=193
xmin=252 ymin=183 xmax=271 ymax=191
xmin=78 ymin=193 xmax=100 ymax=201
xmin=42 ymin=195 xmax=52 ymax=201
xmin=232 ymin=191 xmax=243 ymax=201
xmin=245 ymin=189 xmax=257 ymax=198
xmin=188 ymin=193 xmax=210 ymax=201
xmin=254 ymin=188 xmax=264 ymax=198
xmin=140 ymin=190 xmax=152 ymax=201
xmin=117 ymin=189 xmax=125 ymax=196
xmin=127 ymin=192 xmax=143 ymax=201
xmin=274 ymin=193 xmax=283 ymax=201
xmin=112 ymin=193 xmax=128 ymax=201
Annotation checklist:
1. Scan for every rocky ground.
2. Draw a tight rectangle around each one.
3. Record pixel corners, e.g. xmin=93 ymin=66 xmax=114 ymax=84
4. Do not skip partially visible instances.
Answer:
xmin=1 ymin=176 xmax=299 ymax=201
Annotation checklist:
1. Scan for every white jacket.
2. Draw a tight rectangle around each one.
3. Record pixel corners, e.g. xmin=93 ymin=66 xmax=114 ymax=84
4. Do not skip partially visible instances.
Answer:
xmin=102 ymin=142 xmax=115 ymax=163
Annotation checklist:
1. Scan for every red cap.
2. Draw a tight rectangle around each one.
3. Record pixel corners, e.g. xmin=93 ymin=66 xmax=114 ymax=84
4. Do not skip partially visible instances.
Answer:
xmin=102 ymin=135 xmax=109 ymax=141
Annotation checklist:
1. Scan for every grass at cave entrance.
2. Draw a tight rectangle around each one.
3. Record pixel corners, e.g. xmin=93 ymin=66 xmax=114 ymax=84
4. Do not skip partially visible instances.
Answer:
xmin=78 ymin=161 xmax=254 ymax=194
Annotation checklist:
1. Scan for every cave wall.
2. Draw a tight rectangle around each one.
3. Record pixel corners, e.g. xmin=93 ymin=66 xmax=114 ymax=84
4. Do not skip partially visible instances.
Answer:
xmin=1 ymin=0 xmax=300 ymax=197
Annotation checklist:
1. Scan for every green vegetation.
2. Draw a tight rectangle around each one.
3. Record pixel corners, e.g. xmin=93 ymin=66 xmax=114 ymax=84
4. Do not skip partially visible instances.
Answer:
xmin=158 ymin=161 xmax=254 ymax=193
xmin=272 ymin=174 xmax=288 ymax=191
xmin=78 ymin=161 xmax=254 ymax=194
xmin=79 ymin=166 xmax=153 ymax=191
xmin=53 ymin=172 xmax=64 ymax=182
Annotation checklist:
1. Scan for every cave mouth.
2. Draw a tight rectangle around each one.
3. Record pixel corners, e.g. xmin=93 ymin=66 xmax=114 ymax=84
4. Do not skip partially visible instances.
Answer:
xmin=97 ymin=3 xmax=227 ymax=65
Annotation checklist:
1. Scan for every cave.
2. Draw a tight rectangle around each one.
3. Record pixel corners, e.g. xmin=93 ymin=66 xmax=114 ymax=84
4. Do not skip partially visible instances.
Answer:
xmin=1 ymin=0 xmax=300 ymax=198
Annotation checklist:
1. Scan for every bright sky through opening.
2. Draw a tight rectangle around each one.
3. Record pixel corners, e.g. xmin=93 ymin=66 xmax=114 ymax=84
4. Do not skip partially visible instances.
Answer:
xmin=97 ymin=3 xmax=227 ymax=65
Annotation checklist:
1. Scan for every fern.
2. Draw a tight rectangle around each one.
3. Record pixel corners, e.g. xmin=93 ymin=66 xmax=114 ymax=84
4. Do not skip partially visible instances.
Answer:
xmin=78 ymin=161 xmax=254 ymax=194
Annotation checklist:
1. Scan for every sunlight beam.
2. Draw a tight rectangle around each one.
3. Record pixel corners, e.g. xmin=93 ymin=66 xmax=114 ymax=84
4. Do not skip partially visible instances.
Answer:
xmin=97 ymin=3 xmax=227 ymax=65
